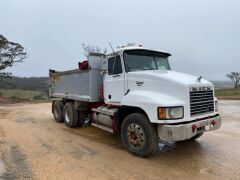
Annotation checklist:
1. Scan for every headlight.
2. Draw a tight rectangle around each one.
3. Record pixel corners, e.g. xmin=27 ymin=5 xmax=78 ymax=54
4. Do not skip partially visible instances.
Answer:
xmin=215 ymin=100 xmax=218 ymax=111
xmin=158 ymin=107 xmax=184 ymax=120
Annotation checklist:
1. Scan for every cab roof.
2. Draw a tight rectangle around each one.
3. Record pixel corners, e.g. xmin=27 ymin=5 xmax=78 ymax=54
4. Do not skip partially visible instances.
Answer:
xmin=106 ymin=46 xmax=171 ymax=57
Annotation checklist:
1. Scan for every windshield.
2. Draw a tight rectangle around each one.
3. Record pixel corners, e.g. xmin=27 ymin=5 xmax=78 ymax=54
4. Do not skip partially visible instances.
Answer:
xmin=123 ymin=50 xmax=170 ymax=72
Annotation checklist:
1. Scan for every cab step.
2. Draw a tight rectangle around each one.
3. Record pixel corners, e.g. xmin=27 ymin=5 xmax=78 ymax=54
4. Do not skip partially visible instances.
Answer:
xmin=91 ymin=123 xmax=113 ymax=133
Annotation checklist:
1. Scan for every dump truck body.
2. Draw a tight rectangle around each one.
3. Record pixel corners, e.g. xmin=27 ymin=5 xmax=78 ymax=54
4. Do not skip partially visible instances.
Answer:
xmin=49 ymin=54 xmax=104 ymax=102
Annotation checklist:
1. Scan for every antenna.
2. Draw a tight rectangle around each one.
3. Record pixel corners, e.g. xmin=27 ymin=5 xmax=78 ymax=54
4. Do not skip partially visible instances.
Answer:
xmin=108 ymin=42 xmax=115 ymax=53
xmin=108 ymin=42 xmax=117 ymax=74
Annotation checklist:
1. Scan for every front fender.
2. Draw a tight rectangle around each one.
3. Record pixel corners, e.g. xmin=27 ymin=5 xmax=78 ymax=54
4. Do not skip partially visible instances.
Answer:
xmin=121 ymin=90 xmax=185 ymax=123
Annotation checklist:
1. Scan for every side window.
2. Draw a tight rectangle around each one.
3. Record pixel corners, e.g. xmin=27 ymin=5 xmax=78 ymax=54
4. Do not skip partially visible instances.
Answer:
xmin=108 ymin=56 xmax=122 ymax=75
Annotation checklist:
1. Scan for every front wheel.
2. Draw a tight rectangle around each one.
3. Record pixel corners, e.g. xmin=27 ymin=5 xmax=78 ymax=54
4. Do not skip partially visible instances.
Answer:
xmin=121 ymin=113 xmax=159 ymax=157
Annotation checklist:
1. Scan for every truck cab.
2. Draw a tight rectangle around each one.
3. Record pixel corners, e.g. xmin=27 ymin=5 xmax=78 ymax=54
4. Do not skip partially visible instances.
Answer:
xmin=50 ymin=45 xmax=221 ymax=157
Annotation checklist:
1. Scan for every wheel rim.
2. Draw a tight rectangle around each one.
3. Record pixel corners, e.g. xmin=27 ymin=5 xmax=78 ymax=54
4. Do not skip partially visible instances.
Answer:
xmin=65 ymin=109 xmax=71 ymax=123
xmin=127 ymin=123 xmax=146 ymax=149
xmin=53 ymin=107 xmax=59 ymax=119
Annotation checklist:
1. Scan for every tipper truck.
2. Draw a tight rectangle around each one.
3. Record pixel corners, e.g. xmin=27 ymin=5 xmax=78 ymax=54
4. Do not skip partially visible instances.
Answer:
xmin=49 ymin=45 xmax=221 ymax=157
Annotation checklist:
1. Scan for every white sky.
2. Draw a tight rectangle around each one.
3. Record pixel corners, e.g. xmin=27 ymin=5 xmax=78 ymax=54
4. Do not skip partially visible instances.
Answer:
xmin=1 ymin=0 xmax=240 ymax=80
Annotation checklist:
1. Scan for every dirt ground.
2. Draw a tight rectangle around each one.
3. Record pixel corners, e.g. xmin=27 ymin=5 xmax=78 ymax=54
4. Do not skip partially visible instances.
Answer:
xmin=0 ymin=101 xmax=240 ymax=180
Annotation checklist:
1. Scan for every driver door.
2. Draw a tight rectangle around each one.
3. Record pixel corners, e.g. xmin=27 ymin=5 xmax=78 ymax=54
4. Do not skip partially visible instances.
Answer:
xmin=104 ymin=55 xmax=125 ymax=105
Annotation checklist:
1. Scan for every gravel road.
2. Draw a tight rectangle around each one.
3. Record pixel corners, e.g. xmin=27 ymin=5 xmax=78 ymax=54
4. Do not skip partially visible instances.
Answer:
xmin=0 ymin=101 xmax=240 ymax=179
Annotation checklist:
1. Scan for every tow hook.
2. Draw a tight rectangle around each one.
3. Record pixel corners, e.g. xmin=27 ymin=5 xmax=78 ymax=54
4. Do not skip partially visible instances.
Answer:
xmin=192 ymin=125 xmax=198 ymax=133
xmin=211 ymin=120 xmax=217 ymax=126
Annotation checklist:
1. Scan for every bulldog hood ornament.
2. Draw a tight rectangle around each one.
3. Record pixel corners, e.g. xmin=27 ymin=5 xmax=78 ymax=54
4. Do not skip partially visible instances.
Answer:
xmin=197 ymin=76 xmax=202 ymax=83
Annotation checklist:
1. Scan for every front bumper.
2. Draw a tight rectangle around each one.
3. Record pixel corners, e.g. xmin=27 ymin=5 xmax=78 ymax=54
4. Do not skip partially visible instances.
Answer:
xmin=158 ymin=114 xmax=221 ymax=141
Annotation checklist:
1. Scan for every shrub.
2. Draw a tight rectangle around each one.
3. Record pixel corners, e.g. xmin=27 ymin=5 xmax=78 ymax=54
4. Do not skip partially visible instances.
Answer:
xmin=11 ymin=96 xmax=17 ymax=99
xmin=33 ymin=95 xmax=44 ymax=100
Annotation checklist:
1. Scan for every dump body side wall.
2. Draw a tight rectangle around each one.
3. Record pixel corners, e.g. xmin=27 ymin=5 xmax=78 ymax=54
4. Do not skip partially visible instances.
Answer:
xmin=49 ymin=54 xmax=104 ymax=102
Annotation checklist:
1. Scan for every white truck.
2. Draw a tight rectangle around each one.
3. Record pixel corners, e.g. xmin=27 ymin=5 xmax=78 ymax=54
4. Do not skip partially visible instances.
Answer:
xmin=49 ymin=45 xmax=221 ymax=157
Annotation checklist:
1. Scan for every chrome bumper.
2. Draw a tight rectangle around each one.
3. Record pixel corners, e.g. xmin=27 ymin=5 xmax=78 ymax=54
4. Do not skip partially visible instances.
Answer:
xmin=158 ymin=115 xmax=221 ymax=141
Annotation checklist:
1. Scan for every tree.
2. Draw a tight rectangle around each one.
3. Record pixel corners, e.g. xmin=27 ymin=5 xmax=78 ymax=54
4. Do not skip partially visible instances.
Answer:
xmin=226 ymin=72 xmax=240 ymax=89
xmin=0 ymin=34 xmax=27 ymax=78
xmin=82 ymin=43 xmax=107 ymax=58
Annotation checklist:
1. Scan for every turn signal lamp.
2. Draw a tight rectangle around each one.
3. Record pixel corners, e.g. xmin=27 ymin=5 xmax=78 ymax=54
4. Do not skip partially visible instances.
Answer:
xmin=158 ymin=108 xmax=167 ymax=119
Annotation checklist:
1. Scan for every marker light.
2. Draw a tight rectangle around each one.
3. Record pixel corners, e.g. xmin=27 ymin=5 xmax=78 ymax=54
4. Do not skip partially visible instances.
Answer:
xmin=158 ymin=108 xmax=167 ymax=119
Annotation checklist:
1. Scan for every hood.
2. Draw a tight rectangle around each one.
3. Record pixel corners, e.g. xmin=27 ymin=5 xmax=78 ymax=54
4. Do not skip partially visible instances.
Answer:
xmin=124 ymin=70 xmax=215 ymax=123
xmin=127 ymin=70 xmax=213 ymax=87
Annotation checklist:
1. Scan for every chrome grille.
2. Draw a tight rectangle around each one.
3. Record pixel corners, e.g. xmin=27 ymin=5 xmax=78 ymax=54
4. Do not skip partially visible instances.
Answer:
xmin=190 ymin=87 xmax=214 ymax=116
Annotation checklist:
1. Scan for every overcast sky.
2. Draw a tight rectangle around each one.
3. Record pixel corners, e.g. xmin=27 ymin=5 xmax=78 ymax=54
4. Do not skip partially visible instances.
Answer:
xmin=1 ymin=0 xmax=239 ymax=80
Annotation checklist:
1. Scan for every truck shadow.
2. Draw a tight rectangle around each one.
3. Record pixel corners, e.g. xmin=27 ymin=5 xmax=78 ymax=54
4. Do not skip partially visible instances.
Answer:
xmin=63 ymin=125 xmax=206 ymax=158
xmin=62 ymin=125 xmax=212 ymax=172
xmin=62 ymin=126 xmax=124 ymax=149
xmin=148 ymin=140 xmax=208 ymax=172
xmin=158 ymin=140 xmax=204 ymax=155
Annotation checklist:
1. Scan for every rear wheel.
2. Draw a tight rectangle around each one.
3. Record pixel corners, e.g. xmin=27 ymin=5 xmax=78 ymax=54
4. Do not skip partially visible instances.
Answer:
xmin=121 ymin=113 xmax=159 ymax=157
xmin=63 ymin=102 xmax=79 ymax=128
xmin=52 ymin=101 xmax=64 ymax=123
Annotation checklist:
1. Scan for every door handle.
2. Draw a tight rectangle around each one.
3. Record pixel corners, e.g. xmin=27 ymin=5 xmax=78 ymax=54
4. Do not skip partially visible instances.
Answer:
xmin=112 ymin=74 xmax=120 ymax=77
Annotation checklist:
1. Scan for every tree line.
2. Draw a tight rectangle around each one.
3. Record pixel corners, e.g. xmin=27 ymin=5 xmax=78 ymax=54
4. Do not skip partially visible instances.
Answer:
xmin=0 ymin=34 xmax=239 ymax=89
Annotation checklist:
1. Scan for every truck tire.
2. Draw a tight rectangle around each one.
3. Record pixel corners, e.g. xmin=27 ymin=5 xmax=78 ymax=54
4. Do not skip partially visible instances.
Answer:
xmin=52 ymin=101 xmax=64 ymax=123
xmin=121 ymin=113 xmax=159 ymax=157
xmin=63 ymin=102 xmax=79 ymax=128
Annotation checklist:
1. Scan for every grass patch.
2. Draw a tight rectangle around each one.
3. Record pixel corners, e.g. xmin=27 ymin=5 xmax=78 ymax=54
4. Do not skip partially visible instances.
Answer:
xmin=0 ymin=89 xmax=48 ymax=101
xmin=215 ymin=88 xmax=240 ymax=97
xmin=216 ymin=88 xmax=240 ymax=100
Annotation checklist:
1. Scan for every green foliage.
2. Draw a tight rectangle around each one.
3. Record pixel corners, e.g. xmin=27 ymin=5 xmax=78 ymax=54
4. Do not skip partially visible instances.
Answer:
xmin=0 ymin=76 xmax=49 ymax=101
xmin=226 ymin=72 xmax=240 ymax=89
xmin=10 ymin=95 xmax=17 ymax=99
xmin=33 ymin=95 xmax=44 ymax=100
xmin=0 ymin=34 xmax=27 ymax=77
xmin=215 ymin=88 xmax=240 ymax=97
xmin=0 ymin=89 xmax=48 ymax=101
xmin=0 ymin=76 xmax=48 ymax=93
